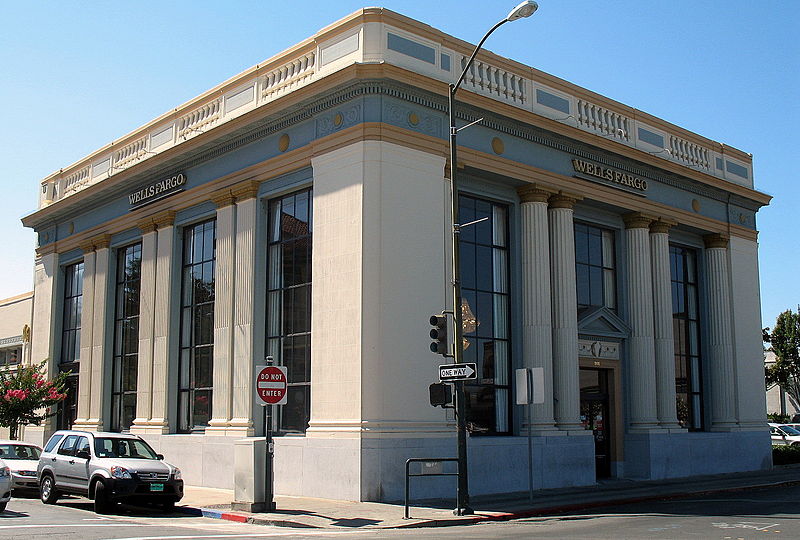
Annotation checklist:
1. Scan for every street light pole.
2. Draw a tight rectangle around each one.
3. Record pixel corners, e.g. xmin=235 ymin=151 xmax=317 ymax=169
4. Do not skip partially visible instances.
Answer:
xmin=447 ymin=0 xmax=538 ymax=517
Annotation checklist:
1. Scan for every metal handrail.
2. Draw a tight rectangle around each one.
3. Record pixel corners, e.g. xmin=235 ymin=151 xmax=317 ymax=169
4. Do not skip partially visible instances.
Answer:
xmin=404 ymin=457 xmax=460 ymax=519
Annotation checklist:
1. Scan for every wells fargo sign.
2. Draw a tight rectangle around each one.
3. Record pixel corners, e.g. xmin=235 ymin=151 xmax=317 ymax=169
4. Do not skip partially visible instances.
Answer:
xmin=572 ymin=159 xmax=647 ymax=192
xmin=129 ymin=173 xmax=186 ymax=210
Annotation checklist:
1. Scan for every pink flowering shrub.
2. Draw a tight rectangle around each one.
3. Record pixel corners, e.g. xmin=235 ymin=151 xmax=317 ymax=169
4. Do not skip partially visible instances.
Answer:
xmin=0 ymin=360 xmax=68 ymax=439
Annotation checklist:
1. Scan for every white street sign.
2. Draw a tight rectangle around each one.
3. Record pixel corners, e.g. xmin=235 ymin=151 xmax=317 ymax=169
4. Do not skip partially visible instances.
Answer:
xmin=439 ymin=362 xmax=477 ymax=381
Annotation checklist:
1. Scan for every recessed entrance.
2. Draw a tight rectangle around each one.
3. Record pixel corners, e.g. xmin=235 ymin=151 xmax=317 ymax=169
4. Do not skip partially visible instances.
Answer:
xmin=580 ymin=368 xmax=611 ymax=478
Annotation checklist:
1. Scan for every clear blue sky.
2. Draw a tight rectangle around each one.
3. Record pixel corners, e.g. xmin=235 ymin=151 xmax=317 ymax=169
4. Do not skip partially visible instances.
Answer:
xmin=0 ymin=1 xmax=796 ymax=329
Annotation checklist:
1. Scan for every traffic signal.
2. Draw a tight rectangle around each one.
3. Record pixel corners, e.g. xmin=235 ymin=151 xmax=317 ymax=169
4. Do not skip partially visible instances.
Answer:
xmin=429 ymin=314 xmax=448 ymax=355
xmin=429 ymin=382 xmax=452 ymax=407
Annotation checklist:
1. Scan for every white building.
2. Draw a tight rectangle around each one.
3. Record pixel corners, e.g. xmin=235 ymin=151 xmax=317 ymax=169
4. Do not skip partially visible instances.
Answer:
xmin=21 ymin=8 xmax=771 ymax=502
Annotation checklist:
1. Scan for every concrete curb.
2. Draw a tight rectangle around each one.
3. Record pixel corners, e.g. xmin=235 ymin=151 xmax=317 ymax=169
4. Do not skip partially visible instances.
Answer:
xmin=176 ymin=478 xmax=800 ymax=530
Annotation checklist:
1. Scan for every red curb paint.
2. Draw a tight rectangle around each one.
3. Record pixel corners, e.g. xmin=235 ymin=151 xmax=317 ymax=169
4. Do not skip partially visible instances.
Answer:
xmin=220 ymin=512 xmax=249 ymax=523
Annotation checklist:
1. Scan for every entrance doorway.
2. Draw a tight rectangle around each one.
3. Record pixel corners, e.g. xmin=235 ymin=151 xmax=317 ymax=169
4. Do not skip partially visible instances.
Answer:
xmin=580 ymin=368 xmax=611 ymax=478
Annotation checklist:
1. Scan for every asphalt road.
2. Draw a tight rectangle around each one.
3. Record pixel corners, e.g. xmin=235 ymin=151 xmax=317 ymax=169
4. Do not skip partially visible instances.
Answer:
xmin=2 ymin=484 xmax=800 ymax=539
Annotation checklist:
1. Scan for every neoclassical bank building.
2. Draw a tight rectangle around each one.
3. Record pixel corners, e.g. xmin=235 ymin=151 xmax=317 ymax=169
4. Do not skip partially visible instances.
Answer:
xmin=22 ymin=8 xmax=772 ymax=502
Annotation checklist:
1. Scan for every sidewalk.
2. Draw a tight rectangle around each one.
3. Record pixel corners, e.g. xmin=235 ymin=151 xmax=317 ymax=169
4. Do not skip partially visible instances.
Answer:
xmin=175 ymin=464 xmax=800 ymax=529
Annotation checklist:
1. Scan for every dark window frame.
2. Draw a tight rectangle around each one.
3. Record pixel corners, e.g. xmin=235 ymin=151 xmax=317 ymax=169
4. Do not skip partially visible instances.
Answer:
xmin=458 ymin=194 xmax=512 ymax=436
xmin=670 ymin=244 xmax=704 ymax=431
xmin=111 ymin=243 xmax=142 ymax=432
xmin=265 ymin=188 xmax=312 ymax=434
xmin=58 ymin=261 xmax=84 ymax=430
xmin=574 ymin=221 xmax=617 ymax=311
xmin=178 ymin=219 xmax=216 ymax=432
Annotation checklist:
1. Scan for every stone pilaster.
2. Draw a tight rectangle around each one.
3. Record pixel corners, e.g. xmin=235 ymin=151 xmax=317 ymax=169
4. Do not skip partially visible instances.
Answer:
xmin=229 ymin=182 xmax=260 ymax=435
xmin=548 ymin=192 xmax=582 ymax=431
xmin=704 ymin=233 xmax=738 ymax=430
xmin=88 ymin=235 xmax=111 ymax=430
xmin=623 ymin=212 xmax=659 ymax=431
xmin=208 ymin=192 xmax=236 ymax=433
xmin=73 ymin=241 xmax=96 ymax=430
xmin=132 ymin=220 xmax=157 ymax=433
xmin=149 ymin=211 xmax=176 ymax=433
xmin=517 ymin=185 xmax=556 ymax=431
xmin=650 ymin=219 xmax=681 ymax=429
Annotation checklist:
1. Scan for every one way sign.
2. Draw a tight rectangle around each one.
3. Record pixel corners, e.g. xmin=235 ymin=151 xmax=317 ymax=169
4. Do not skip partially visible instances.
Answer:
xmin=439 ymin=363 xmax=477 ymax=382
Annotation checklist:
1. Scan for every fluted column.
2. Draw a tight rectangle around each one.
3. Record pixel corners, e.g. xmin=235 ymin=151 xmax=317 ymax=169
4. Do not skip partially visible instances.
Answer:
xmin=88 ymin=235 xmax=111 ymax=430
xmin=704 ymin=234 xmax=738 ymax=430
xmin=208 ymin=192 xmax=237 ymax=433
xmin=132 ymin=220 xmax=158 ymax=433
xmin=549 ymin=192 xmax=582 ymax=430
xmin=229 ymin=181 xmax=260 ymax=435
xmin=650 ymin=219 xmax=681 ymax=429
xmin=517 ymin=185 xmax=555 ymax=431
xmin=624 ymin=212 xmax=659 ymax=430
xmin=74 ymin=242 xmax=96 ymax=429
xmin=149 ymin=211 xmax=176 ymax=433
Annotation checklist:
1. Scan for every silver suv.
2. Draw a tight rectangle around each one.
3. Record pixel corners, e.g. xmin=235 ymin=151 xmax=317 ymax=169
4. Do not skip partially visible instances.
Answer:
xmin=37 ymin=430 xmax=183 ymax=513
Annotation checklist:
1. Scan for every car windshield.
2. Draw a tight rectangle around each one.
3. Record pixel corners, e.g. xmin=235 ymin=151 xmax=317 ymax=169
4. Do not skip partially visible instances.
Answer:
xmin=94 ymin=437 xmax=160 ymax=460
xmin=782 ymin=425 xmax=800 ymax=436
xmin=0 ymin=444 xmax=41 ymax=460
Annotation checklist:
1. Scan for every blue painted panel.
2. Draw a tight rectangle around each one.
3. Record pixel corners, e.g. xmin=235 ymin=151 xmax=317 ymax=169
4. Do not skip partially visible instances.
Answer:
xmin=716 ymin=157 xmax=724 ymax=170
xmin=440 ymin=53 xmax=451 ymax=72
xmin=536 ymin=89 xmax=570 ymax=114
xmin=638 ymin=127 xmax=665 ymax=148
xmin=726 ymin=160 xmax=749 ymax=179
xmin=387 ymin=33 xmax=436 ymax=64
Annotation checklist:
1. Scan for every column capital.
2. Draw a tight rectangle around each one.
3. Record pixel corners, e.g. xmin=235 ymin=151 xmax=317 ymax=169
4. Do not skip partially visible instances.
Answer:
xmin=152 ymin=210 xmax=176 ymax=229
xmin=136 ymin=218 xmax=157 ymax=234
xmin=623 ymin=212 xmax=656 ymax=230
xmin=548 ymin=191 xmax=581 ymax=210
xmin=212 ymin=190 xmax=236 ymax=209
xmin=649 ymin=218 xmax=678 ymax=235
xmin=232 ymin=180 xmax=261 ymax=202
xmin=79 ymin=240 xmax=96 ymax=253
xmin=517 ymin=184 xmax=554 ymax=203
xmin=704 ymin=233 xmax=729 ymax=249
xmin=91 ymin=233 xmax=112 ymax=250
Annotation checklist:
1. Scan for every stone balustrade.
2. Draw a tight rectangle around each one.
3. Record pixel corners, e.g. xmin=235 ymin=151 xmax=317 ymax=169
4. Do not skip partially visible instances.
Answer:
xmin=37 ymin=9 xmax=753 ymax=208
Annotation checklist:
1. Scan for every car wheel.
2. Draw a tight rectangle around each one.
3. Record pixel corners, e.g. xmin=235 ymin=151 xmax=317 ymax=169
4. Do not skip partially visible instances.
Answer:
xmin=93 ymin=480 xmax=113 ymax=514
xmin=0 ymin=501 xmax=7 ymax=513
xmin=40 ymin=474 xmax=59 ymax=504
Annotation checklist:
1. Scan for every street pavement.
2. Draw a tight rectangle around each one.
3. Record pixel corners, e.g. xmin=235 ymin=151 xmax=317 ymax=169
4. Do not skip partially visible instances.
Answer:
xmin=5 ymin=482 xmax=800 ymax=539
xmin=172 ymin=463 xmax=800 ymax=529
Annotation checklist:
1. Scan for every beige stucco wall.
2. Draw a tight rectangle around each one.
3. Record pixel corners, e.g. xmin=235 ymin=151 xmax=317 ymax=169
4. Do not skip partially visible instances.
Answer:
xmin=729 ymin=236 xmax=768 ymax=428
xmin=0 ymin=292 xmax=32 ymax=342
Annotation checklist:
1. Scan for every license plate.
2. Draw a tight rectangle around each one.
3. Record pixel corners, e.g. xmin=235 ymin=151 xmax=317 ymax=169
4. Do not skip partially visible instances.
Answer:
xmin=150 ymin=483 xmax=164 ymax=492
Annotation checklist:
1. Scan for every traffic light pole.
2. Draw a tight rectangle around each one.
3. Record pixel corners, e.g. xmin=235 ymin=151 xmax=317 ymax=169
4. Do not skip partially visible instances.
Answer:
xmin=445 ymin=1 xmax=537 ymax=518
xmin=448 ymin=15 xmax=510 ymax=518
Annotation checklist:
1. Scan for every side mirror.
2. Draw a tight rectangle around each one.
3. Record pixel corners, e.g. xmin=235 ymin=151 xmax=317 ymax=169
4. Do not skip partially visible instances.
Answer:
xmin=76 ymin=450 xmax=90 ymax=460
xmin=157 ymin=454 xmax=164 ymax=460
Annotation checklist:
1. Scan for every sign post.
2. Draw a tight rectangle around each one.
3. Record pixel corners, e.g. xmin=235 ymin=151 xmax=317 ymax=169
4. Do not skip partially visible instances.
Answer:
xmin=255 ymin=359 xmax=287 ymax=512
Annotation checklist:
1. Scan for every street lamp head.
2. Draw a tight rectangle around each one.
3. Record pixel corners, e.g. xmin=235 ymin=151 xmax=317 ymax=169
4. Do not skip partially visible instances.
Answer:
xmin=506 ymin=0 xmax=538 ymax=21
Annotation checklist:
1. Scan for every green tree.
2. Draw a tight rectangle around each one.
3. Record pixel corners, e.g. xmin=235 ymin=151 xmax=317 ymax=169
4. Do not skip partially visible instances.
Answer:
xmin=0 ymin=361 xmax=69 ymax=439
xmin=765 ymin=308 xmax=800 ymax=412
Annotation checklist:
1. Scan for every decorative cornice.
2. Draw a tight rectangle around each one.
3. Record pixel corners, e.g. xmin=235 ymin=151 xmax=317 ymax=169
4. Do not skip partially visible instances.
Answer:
xmin=649 ymin=218 xmax=678 ymax=235
xmin=211 ymin=191 xmax=236 ymax=208
xmin=231 ymin=180 xmax=261 ymax=202
xmin=548 ymin=191 xmax=581 ymax=210
xmin=517 ymin=184 xmax=554 ymax=203
xmin=152 ymin=210 xmax=176 ymax=229
xmin=703 ymin=233 xmax=730 ymax=249
xmin=623 ymin=212 xmax=655 ymax=230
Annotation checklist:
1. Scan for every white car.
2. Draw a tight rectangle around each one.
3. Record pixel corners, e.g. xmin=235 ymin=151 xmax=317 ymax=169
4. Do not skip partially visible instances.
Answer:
xmin=0 ymin=461 xmax=10 ymax=512
xmin=769 ymin=423 xmax=800 ymax=446
xmin=0 ymin=441 xmax=42 ymax=493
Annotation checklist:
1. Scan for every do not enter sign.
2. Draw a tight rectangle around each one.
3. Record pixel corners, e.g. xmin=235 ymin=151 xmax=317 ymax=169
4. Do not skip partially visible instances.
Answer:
xmin=255 ymin=365 xmax=288 ymax=406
